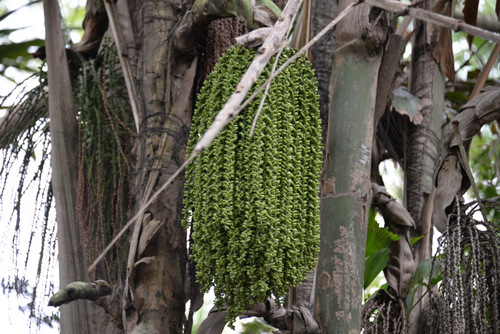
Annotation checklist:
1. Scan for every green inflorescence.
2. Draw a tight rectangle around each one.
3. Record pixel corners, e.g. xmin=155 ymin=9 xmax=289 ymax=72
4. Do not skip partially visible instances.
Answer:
xmin=183 ymin=45 xmax=323 ymax=323
xmin=75 ymin=40 xmax=134 ymax=282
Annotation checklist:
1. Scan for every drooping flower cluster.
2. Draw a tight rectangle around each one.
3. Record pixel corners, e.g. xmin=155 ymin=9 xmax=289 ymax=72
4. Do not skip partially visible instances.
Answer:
xmin=183 ymin=45 xmax=322 ymax=322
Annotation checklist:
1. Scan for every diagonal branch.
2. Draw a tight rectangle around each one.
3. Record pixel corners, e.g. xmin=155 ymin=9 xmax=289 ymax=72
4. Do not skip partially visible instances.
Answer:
xmin=365 ymin=0 xmax=500 ymax=43
xmin=88 ymin=0 xmax=361 ymax=272
xmin=89 ymin=0 xmax=500 ymax=271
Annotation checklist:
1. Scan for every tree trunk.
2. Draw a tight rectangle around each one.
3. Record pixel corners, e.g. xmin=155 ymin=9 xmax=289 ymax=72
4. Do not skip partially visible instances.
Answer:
xmin=310 ymin=0 xmax=338 ymax=135
xmin=406 ymin=9 xmax=446 ymax=334
xmin=42 ymin=0 xmax=96 ymax=333
xmin=406 ymin=28 xmax=445 ymax=227
xmin=122 ymin=2 xmax=195 ymax=332
xmin=314 ymin=3 xmax=388 ymax=333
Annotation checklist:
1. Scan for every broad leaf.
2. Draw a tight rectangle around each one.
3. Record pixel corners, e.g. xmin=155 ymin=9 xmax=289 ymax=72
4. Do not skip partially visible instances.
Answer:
xmin=364 ymin=209 xmax=399 ymax=289
xmin=365 ymin=209 xmax=399 ymax=258
xmin=0 ymin=39 xmax=45 ymax=60
xmin=406 ymin=257 xmax=442 ymax=310
xmin=364 ymin=248 xmax=389 ymax=289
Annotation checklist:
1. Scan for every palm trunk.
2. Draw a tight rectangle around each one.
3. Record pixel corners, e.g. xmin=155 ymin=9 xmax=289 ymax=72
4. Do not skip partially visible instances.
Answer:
xmin=123 ymin=2 xmax=195 ymax=332
xmin=406 ymin=6 xmax=446 ymax=333
xmin=42 ymin=0 xmax=94 ymax=332
xmin=314 ymin=3 xmax=388 ymax=332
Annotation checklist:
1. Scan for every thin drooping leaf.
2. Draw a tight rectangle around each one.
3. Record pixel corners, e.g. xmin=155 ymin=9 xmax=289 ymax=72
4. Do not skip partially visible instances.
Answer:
xmin=385 ymin=234 xmax=414 ymax=298
xmin=0 ymin=39 xmax=45 ymax=60
xmin=0 ymin=27 xmax=27 ymax=37
xmin=432 ymin=0 xmax=455 ymax=81
xmin=0 ymin=1 xmax=41 ymax=22
xmin=432 ymin=154 xmax=463 ymax=233
xmin=496 ymin=0 xmax=500 ymax=22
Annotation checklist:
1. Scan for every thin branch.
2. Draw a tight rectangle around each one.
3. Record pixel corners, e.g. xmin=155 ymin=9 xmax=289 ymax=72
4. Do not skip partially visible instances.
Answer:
xmin=88 ymin=0 xmax=360 ymax=273
xmin=87 ymin=154 xmax=195 ymax=273
xmin=469 ymin=44 xmax=500 ymax=100
xmin=249 ymin=46 xmax=283 ymax=137
xmin=236 ymin=0 xmax=358 ymax=117
xmin=103 ymin=0 xmax=140 ymax=133
xmin=365 ymin=0 xmax=500 ymax=44
xmin=250 ymin=1 xmax=302 ymax=136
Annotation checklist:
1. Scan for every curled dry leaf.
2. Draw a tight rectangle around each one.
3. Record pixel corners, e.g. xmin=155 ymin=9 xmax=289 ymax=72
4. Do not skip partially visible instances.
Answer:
xmin=372 ymin=184 xmax=415 ymax=298
xmin=433 ymin=87 xmax=500 ymax=232
xmin=384 ymin=234 xmax=414 ymax=298
xmin=432 ymin=153 xmax=463 ymax=233
xmin=391 ymin=86 xmax=423 ymax=125
xmin=372 ymin=183 xmax=415 ymax=231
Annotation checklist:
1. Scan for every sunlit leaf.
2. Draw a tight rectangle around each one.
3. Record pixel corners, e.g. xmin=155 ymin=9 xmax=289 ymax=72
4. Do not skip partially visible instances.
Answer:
xmin=410 ymin=235 xmax=423 ymax=246
xmin=365 ymin=209 xmax=399 ymax=258
xmin=364 ymin=248 xmax=389 ymax=289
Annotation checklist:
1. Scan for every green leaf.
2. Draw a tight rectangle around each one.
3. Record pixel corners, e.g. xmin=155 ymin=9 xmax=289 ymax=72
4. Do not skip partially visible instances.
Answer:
xmin=364 ymin=248 xmax=389 ymax=289
xmin=365 ymin=209 xmax=399 ymax=258
xmin=406 ymin=258 xmax=442 ymax=311
xmin=0 ymin=39 xmax=45 ymax=60
xmin=412 ymin=258 xmax=441 ymax=287
xmin=256 ymin=0 xmax=282 ymax=17
xmin=0 ymin=27 xmax=26 ymax=37
xmin=445 ymin=90 xmax=470 ymax=106
xmin=0 ymin=1 xmax=41 ymax=22
xmin=409 ymin=235 xmax=423 ymax=246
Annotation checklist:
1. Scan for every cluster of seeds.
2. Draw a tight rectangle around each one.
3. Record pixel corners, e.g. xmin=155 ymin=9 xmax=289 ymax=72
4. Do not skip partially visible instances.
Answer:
xmin=183 ymin=45 xmax=322 ymax=322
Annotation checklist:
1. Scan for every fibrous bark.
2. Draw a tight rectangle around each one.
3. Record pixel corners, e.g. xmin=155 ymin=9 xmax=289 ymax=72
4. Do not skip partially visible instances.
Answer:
xmin=125 ymin=1 xmax=196 ymax=332
xmin=406 ymin=0 xmax=446 ymax=331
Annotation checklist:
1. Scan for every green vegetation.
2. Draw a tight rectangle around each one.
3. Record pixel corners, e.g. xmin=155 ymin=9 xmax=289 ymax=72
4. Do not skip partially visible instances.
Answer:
xmin=183 ymin=45 xmax=322 ymax=323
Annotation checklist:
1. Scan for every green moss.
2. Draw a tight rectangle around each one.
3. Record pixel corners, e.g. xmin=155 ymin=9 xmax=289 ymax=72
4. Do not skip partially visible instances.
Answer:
xmin=184 ymin=45 xmax=322 ymax=324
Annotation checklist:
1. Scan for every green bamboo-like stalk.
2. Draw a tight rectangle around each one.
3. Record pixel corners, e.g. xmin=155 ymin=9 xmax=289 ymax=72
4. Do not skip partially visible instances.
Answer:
xmin=314 ymin=4 xmax=388 ymax=332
